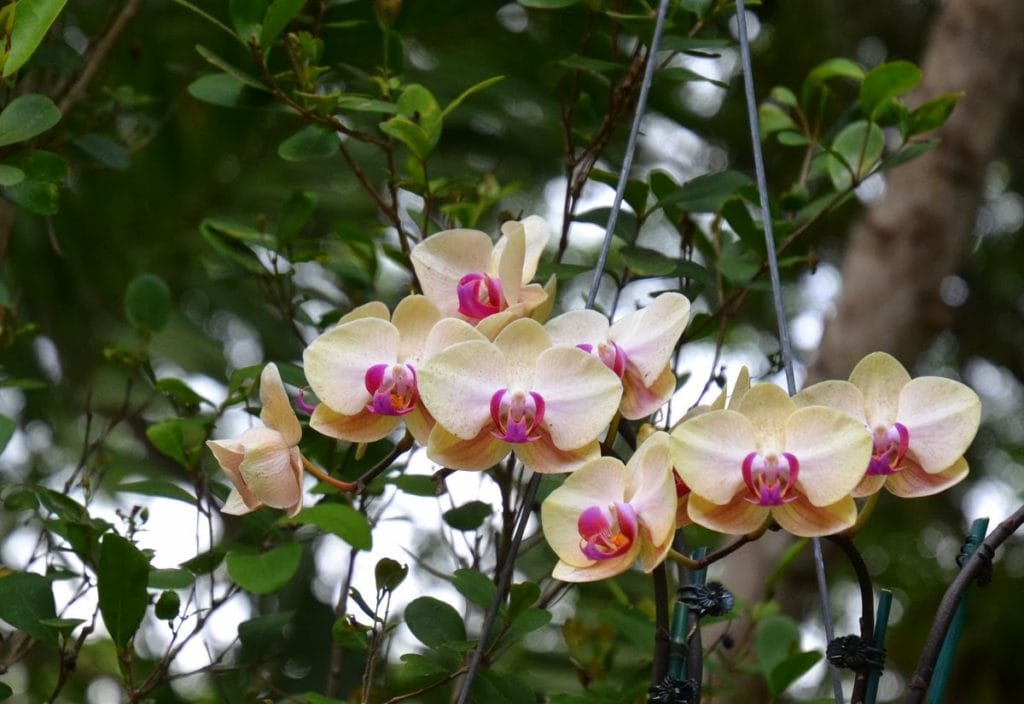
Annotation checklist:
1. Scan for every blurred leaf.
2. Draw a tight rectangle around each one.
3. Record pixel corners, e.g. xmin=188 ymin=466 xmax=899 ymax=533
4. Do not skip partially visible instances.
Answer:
xmin=718 ymin=239 xmax=760 ymax=283
xmin=238 ymin=611 xmax=293 ymax=662
xmin=860 ymin=60 xmax=921 ymax=119
xmin=374 ymin=558 xmax=408 ymax=594
xmin=770 ymin=85 xmax=798 ymax=107
xmin=279 ymin=125 xmax=338 ymax=161
xmin=155 ymin=590 xmax=181 ymax=620
xmin=518 ymin=0 xmax=581 ymax=8
xmin=767 ymin=650 xmax=822 ymax=695
xmin=117 ymin=479 xmax=196 ymax=506
xmin=0 ymin=414 xmax=15 ymax=454
xmin=200 ymin=219 xmax=266 ymax=273
xmin=0 ymin=165 xmax=24 ymax=187
xmin=777 ymin=130 xmax=810 ymax=146
xmin=3 ymin=180 xmax=59 ymax=215
xmin=453 ymin=568 xmax=497 ymax=609
xmin=559 ymin=54 xmax=620 ymax=74
xmin=405 ymin=596 xmax=466 ymax=648
xmin=804 ymin=57 xmax=864 ymax=93
xmin=590 ymin=168 xmax=648 ymax=216
xmin=380 ymin=84 xmax=442 ymax=159
xmin=620 ymin=246 xmax=677 ymax=276
xmin=74 ymin=133 xmax=130 ymax=170
xmin=756 ymin=614 xmax=800 ymax=676
xmin=441 ymin=75 xmax=504 ymax=119
xmin=146 ymin=417 xmax=211 ymax=467
xmin=98 ymin=534 xmax=150 ymax=648
xmin=827 ymin=119 xmax=884 ymax=190
xmin=3 ymin=488 xmax=38 ymax=512
xmin=261 ymin=0 xmax=307 ymax=48
xmin=229 ymin=0 xmax=265 ymax=42
xmin=5 ymin=150 xmax=67 ymax=181
xmin=658 ymin=66 xmax=728 ymax=88
xmin=0 ymin=572 xmax=57 ymax=643
xmin=0 ymin=682 xmax=9 ymax=701
xmin=879 ymin=138 xmax=939 ymax=172
xmin=187 ymin=73 xmax=274 ymax=109
xmin=0 ymin=94 xmax=61 ymax=147
xmin=181 ymin=549 xmax=224 ymax=575
xmin=148 ymin=568 xmax=195 ymax=589
xmin=472 ymin=670 xmax=535 ymax=704
xmin=332 ymin=618 xmax=370 ymax=650
xmin=392 ymin=474 xmax=436 ymax=496
xmin=443 ymin=500 xmax=491 ymax=531
xmin=39 ymin=618 xmax=84 ymax=637
xmin=226 ymin=543 xmax=302 ymax=594
xmin=124 ymin=273 xmax=172 ymax=332
xmin=499 ymin=606 xmax=551 ymax=645
xmin=655 ymin=170 xmax=752 ymax=213
xmin=195 ymin=44 xmax=267 ymax=90
xmin=906 ymin=93 xmax=961 ymax=136
xmin=759 ymin=103 xmax=797 ymax=137
xmin=276 ymin=189 xmax=317 ymax=244
xmin=286 ymin=503 xmax=372 ymax=549
xmin=598 ymin=603 xmax=653 ymax=649
xmin=3 ymin=0 xmax=67 ymax=77
xmin=508 ymin=581 xmax=540 ymax=619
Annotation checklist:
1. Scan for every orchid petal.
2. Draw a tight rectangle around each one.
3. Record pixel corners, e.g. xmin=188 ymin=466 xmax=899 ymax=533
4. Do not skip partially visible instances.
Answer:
xmin=609 ymin=293 xmax=690 ymax=385
xmin=530 ymin=275 xmax=557 ymax=325
xmin=411 ymin=228 xmax=494 ymax=317
xmin=532 ymin=346 xmax=622 ymax=450
xmin=898 ymin=377 xmax=981 ymax=472
xmin=404 ymin=405 xmax=435 ymax=446
xmin=222 ymin=488 xmax=258 ymax=515
xmin=422 ymin=318 xmax=488 ymax=360
xmin=850 ymin=352 xmax=910 ymax=428
xmin=515 ymin=435 xmax=599 ymax=474
xmin=541 ymin=457 xmax=628 ymax=565
xmin=687 ymin=494 xmax=767 ymax=535
xmin=620 ymin=364 xmax=675 ymax=420
xmin=339 ymin=300 xmax=389 ymax=324
xmin=493 ymin=319 xmax=550 ymax=390
xmin=496 ymin=219 xmax=525 ymax=305
xmin=304 ymin=318 xmax=399 ymax=415
xmin=310 ymin=404 xmax=400 ymax=443
xmin=637 ymin=529 xmax=674 ymax=573
xmin=552 ymin=546 xmax=640 ymax=582
xmin=729 ymin=367 xmax=751 ymax=409
xmin=418 ymin=340 xmax=504 ymax=440
xmin=785 ymin=406 xmax=872 ymax=506
xmin=738 ymin=384 xmax=795 ymax=455
xmin=794 ymin=380 xmax=866 ymax=423
xmin=392 ymin=295 xmax=442 ymax=363
xmin=259 ymin=363 xmax=301 ymax=446
xmin=624 ymin=432 xmax=677 ymax=548
xmin=851 ymin=474 xmax=887 ymax=498
xmin=238 ymin=443 xmax=302 ymax=510
xmin=671 ymin=410 xmax=754 ymax=504
xmin=498 ymin=215 xmax=550 ymax=283
xmin=887 ymin=457 xmax=969 ymax=498
xmin=772 ymin=495 xmax=856 ymax=537
xmin=207 ymin=439 xmax=244 ymax=474
xmin=426 ymin=423 xmax=510 ymax=471
xmin=545 ymin=309 xmax=610 ymax=348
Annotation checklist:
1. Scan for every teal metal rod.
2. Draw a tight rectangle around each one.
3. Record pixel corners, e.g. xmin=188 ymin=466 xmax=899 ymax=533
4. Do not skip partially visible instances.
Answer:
xmin=667 ymin=546 xmax=708 ymax=680
xmin=863 ymin=589 xmax=893 ymax=704
xmin=926 ymin=517 xmax=989 ymax=704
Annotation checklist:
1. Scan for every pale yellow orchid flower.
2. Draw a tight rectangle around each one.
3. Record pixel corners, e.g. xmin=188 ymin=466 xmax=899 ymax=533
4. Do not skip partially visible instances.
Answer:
xmin=303 ymin=295 xmax=486 ymax=445
xmin=671 ymin=383 xmax=872 ymax=537
xmin=541 ymin=431 xmax=677 ymax=582
xmin=207 ymin=363 xmax=304 ymax=516
xmin=417 ymin=318 xmax=622 ymax=473
xmin=411 ymin=215 xmax=552 ymax=338
xmin=795 ymin=352 xmax=981 ymax=498
xmin=545 ymin=292 xmax=690 ymax=420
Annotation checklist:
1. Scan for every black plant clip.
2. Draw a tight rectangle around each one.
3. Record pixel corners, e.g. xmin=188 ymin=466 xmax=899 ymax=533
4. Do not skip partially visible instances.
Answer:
xmin=676 ymin=581 xmax=734 ymax=618
xmin=648 ymin=676 xmax=699 ymax=704
xmin=826 ymin=634 xmax=886 ymax=671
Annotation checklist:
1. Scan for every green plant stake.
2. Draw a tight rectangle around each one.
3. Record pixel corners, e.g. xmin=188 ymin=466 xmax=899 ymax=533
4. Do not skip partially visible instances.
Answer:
xmin=668 ymin=547 xmax=709 ymax=681
xmin=926 ymin=517 xmax=989 ymax=704
xmin=863 ymin=588 xmax=892 ymax=704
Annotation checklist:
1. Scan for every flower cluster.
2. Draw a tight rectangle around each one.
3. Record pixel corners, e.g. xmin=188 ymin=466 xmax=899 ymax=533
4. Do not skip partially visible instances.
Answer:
xmin=206 ymin=215 xmax=982 ymax=585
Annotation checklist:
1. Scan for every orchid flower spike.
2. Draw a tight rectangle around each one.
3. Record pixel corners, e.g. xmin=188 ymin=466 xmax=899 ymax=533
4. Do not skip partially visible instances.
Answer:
xmin=411 ymin=215 xmax=554 ymax=338
xmin=206 ymin=363 xmax=304 ymax=517
xmin=303 ymin=296 xmax=486 ymax=445
xmin=546 ymin=292 xmax=690 ymax=420
xmin=795 ymin=352 xmax=981 ymax=498
xmin=672 ymin=383 xmax=872 ymax=537
xmin=418 ymin=317 xmax=622 ymax=473
xmin=541 ymin=431 xmax=677 ymax=582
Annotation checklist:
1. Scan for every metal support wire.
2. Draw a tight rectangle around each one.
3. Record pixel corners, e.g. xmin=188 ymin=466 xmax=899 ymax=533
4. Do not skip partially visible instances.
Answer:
xmin=455 ymin=3 xmax=671 ymax=700
xmin=733 ymin=1 xmax=843 ymax=702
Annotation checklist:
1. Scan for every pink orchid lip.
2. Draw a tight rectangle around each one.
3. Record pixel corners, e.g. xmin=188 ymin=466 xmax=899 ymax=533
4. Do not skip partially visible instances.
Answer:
xmin=578 ymin=502 xmax=638 ymax=560
xmin=867 ymin=422 xmax=910 ymax=476
xmin=742 ymin=451 xmax=799 ymax=506
xmin=364 ymin=363 xmax=418 ymax=416
xmin=457 ymin=272 xmax=506 ymax=320
xmin=489 ymin=388 xmax=545 ymax=443
xmin=576 ymin=340 xmax=626 ymax=377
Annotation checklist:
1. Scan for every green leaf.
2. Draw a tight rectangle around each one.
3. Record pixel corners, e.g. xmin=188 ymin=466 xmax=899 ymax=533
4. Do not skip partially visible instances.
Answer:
xmin=2 ymin=180 xmax=59 ymax=215
xmin=226 ymin=543 xmax=302 ymax=594
xmin=380 ymin=84 xmax=442 ymax=159
xmin=0 ymin=682 xmax=10 ymax=700
xmin=74 ymin=134 xmax=130 ymax=170
xmin=404 ymin=596 xmax=466 ymax=648
xmin=906 ymin=93 xmax=961 ymax=136
xmin=146 ymin=417 xmax=211 ymax=467
xmin=148 ymin=568 xmax=195 ymax=589
xmin=261 ymin=0 xmax=307 ymax=48
xmin=278 ymin=125 xmax=338 ymax=161
xmin=0 ymin=165 xmax=25 ymax=187
xmin=598 ymin=603 xmax=654 ymax=649
xmin=718 ymin=239 xmax=760 ymax=283
xmin=0 ymin=415 xmax=15 ymax=454
xmin=759 ymin=103 xmax=797 ymax=137
xmin=518 ymin=0 xmax=581 ymax=8
xmin=767 ymin=650 xmax=822 ymax=695
xmin=442 ymin=500 xmax=491 ymax=531
xmin=5 ymin=150 xmax=67 ymax=181
xmin=827 ymin=119 xmax=885 ymax=191
xmin=472 ymin=670 xmax=535 ymax=704
xmin=620 ymin=246 xmax=678 ymax=277
xmin=500 ymin=606 xmax=551 ymax=644
xmin=117 ymin=479 xmax=196 ymax=506
xmin=655 ymin=170 xmax=753 ymax=213
xmin=770 ymin=85 xmax=798 ymax=107
xmin=332 ymin=618 xmax=370 ymax=650
xmin=124 ymin=273 xmax=172 ymax=332
xmin=879 ymin=138 xmax=939 ymax=172
xmin=860 ymin=60 xmax=921 ymax=119
xmin=195 ymin=45 xmax=267 ymax=91
xmin=238 ymin=611 xmax=294 ymax=662
xmin=559 ymin=54 xmax=621 ymax=74
xmin=441 ymin=75 xmax=504 ymax=120
xmin=804 ymin=57 xmax=864 ymax=90
xmin=229 ymin=0 xmax=265 ymax=42
xmin=3 ymin=0 xmax=67 ymax=77
xmin=658 ymin=66 xmax=728 ymax=88
xmin=508 ymin=581 xmax=540 ymax=619
xmin=286 ymin=503 xmax=372 ymax=550
xmin=756 ymin=614 xmax=800 ymax=677
xmin=4 ymin=488 xmax=38 ymax=512
xmin=187 ymin=73 xmax=275 ymax=109
xmin=200 ymin=218 xmax=268 ymax=273
xmin=392 ymin=474 xmax=437 ymax=496
xmin=0 ymin=94 xmax=61 ymax=147
xmin=276 ymin=189 xmax=317 ymax=245
xmin=453 ymin=568 xmax=497 ymax=609
xmin=777 ymin=130 xmax=810 ymax=147
xmin=181 ymin=548 xmax=224 ymax=575
xmin=590 ymin=168 xmax=649 ymax=216
xmin=330 ymin=94 xmax=399 ymax=113
xmin=0 ymin=572 xmax=57 ymax=643
xmin=39 ymin=618 xmax=84 ymax=637
xmin=98 ymin=534 xmax=151 ymax=648
xmin=374 ymin=558 xmax=408 ymax=594
xmin=155 ymin=590 xmax=181 ymax=621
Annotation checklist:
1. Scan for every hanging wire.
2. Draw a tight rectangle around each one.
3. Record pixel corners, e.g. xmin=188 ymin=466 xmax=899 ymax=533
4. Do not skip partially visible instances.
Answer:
xmin=454 ymin=2 xmax=671 ymax=701
xmin=733 ymin=1 xmax=843 ymax=702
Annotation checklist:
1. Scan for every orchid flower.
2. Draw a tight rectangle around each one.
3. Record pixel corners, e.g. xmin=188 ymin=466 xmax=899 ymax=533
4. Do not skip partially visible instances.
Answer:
xmin=411 ymin=215 xmax=554 ymax=338
xmin=541 ymin=431 xmax=677 ymax=582
xmin=545 ymin=292 xmax=690 ymax=420
xmin=671 ymin=383 xmax=871 ymax=537
xmin=207 ymin=363 xmax=304 ymax=516
xmin=794 ymin=352 xmax=981 ymax=498
xmin=303 ymin=295 xmax=486 ymax=445
xmin=417 ymin=318 xmax=622 ymax=473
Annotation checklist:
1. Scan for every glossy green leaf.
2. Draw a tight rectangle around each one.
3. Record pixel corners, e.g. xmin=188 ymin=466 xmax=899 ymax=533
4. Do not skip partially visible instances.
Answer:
xmin=405 ymin=596 xmax=466 ymax=648
xmin=508 ymin=581 xmax=540 ymax=619
xmin=770 ymin=85 xmax=798 ymax=107
xmin=226 ymin=543 xmax=302 ymax=594
xmin=0 ymin=572 xmax=57 ymax=643
xmin=442 ymin=500 xmax=491 ymax=531
xmin=286 ymin=503 xmax=372 ymax=549
xmin=332 ymin=618 xmax=370 ymax=650
xmin=392 ymin=474 xmax=437 ymax=496
xmin=472 ymin=670 xmax=535 ymax=704
xmin=620 ymin=246 xmax=678 ymax=276
xmin=200 ymin=219 xmax=266 ymax=273
xmin=74 ymin=134 xmax=130 ymax=170
xmin=879 ymin=138 xmax=939 ymax=172
xmin=767 ymin=650 xmax=822 ymax=695
xmin=804 ymin=57 xmax=864 ymax=90
xmin=98 ymin=534 xmax=151 ymax=648
xmin=756 ymin=614 xmax=800 ymax=676
xmin=441 ymin=75 xmax=504 ymax=119
xmin=759 ymin=103 xmax=797 ymax=137
xmin=5 ymin=150 xmax=67 ymax=181
xmin=3 ymin=488 xmax=37 ymax=512
xmin=374 ymin=558 xmax=408 ymax=594
xmin=229 ymin=0 xmax=265 ymax=42
xmin=777 ymin=130 xmax=810 ymax=146
xmin=187 ymin=73 xmax=275 ymax=109
xmin=0 ymin=94 xmax=61 ymax=147
xmin=279 ymin=125 xmax=338 ymax=161
xmin=125 ymin=273 xmax=172 ymax=332
xmin=146 ymin=417 xmax=211 ymax=467
xmin=195 ymin=45 xmax=267 ymax=90
xmin=500 ymin=607 xmax=551 ymax=645
xmin=3 ymin=0 xmax=67 ymax=77
xmin=453 ymin=568 xmax=497 ymax=609
xmin=827 ymin=119 xmax=884 ymax=190
xmin=860 ymin=60 xmax=921 ymax=118
xmin=718 ymin=239 xmax=760 ymax=283
xmin=0 ymin=165 xmax=24 ymax=187
xmin=181 ymin=549 xmax=225 ymax=575
xmin=906 ymin=92 xmax=962 ymax=136
xmin=658 ymin=66 xmax=728 ymax=88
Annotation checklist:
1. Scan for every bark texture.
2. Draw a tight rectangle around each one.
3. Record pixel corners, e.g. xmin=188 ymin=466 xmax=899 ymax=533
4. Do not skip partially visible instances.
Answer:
xmin=809 ymin=0 xmax=1024 ymax=381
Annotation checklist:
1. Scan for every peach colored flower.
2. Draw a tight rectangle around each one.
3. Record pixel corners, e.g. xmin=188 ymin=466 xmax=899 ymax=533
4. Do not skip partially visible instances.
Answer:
xmin=207 ymin=363 xmax=304 ymax=516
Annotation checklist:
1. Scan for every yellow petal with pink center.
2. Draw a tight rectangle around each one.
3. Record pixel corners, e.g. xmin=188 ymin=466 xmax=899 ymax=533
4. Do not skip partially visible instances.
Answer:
xmin=514 ymin=435 xmax=599 ymax=474
xmin=886 ymin=456 xmax=968 ymax=498
xmin=411 ymin=228 xmax=494 ymax=317
xmin=238 ymin=443 xmax=302 ymax=513
xmin=339 ymin=300 xmax=389 ymax=324
xmin=794 ymin=380 xmax=866 ymax=422
xmin=552 ymin=543 xmax=641 ymax=582
xmin=496 ymin=215 xmax=550 ymax=283
xmin=492 ymin=318 xmax=549 ymax=390
xmin=304 ymin=318 xmax=399 ymax=415
xmin=392 ymin=295 xmax=441 ymax=363
xmin=609 ymin=292 xmax=690 ymax=385
xmin=310 ymin=404 xmax=400 ymax=443
xmin=624 ymin=432 xmax=676 ymax=548
xmin=532 ymin=346 xmax=622 ymax=450
xmin=621 ymin=364 xmax=675 ymax=420
xmin=737 ymin=384 xmax=794 ymax=456
xmin=541 ymin=457 xmax=627 ymax=567
xmin=785 ymin=406 xmax=872 ymax=506
xmin=426 ymin=423 xmax=510 ymax=471
xmin=672 ymin=410 xmax=756 ymax=505
xmin=418 ymin=340 xmax=504 ymax=440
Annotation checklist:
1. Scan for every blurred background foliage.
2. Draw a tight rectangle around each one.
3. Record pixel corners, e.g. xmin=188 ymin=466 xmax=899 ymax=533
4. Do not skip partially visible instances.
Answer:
xmin=0 ymin=0 xmax=1021 ymax=702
